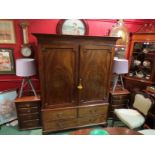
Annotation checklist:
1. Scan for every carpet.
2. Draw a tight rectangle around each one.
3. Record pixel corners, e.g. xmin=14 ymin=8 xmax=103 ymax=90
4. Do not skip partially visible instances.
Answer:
xmin=0 ymin=119 xmax=126 ymax=135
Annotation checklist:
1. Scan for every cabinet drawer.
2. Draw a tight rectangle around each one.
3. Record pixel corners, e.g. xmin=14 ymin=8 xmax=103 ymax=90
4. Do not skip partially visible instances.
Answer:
xmin=43 ymin=119 xmax=77 ymax=132
xmin=19 ymin=119 xmax=41 ymax=129
xmin=17 ymin=107 xmax=39 ymax=114
xmin=78 ymin=115 xmax=106 ymax=126
xmin=18 ymin=113 xmax=40 ymax=121
xmin=111 ymin=94 xmax=129 ymax=100
xmin=42 ymin=108 xmax=77 ymax=121
xmin=111 ymin=104 xmax=127 ymax=110
xmin=111 ymin=99 xmax=129 ymax=105
xmin=16 ymin=102 xmax=39 ymax=108
xmin=78 ymin=104 xmax=108 ymax=117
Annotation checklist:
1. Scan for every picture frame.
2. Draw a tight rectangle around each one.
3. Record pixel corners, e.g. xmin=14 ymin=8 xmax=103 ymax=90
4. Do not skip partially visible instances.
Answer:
xmin=0 ymin=89 xmax=17 ymax=125
xmin=0 ymin=48 xmax=15 ymax=74
xmin=56 ymin=19 xmax=89 ymax=35
xmin=0 ymin=20 xmax=16 ymax=44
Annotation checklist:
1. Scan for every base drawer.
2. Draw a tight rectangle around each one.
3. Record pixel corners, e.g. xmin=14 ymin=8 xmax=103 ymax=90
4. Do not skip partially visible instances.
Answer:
xmin=18 ymin=113 xmax=40 ymax=121
xmin=43 ymin=119 xmax=77 ymax=132
xmin=17 ymin=107 xmax=39 ymax=114
xmin=111 ymin=104 xmax=127 ymax=109
xmin=42 ymin=108 xmax=77 ymax=121
xmin=111 ymin=99 xmax=129 ymax=105
xmin=16 ymin=102 xmax=39 ymax=108
xmin=78 ymin=104 xmax=108 ymax=117
xmin=19 ymin=119 xmax=41 ymax=129
xmin=111 ymin=94 xmax=130 ymax=100
xmin=78 ymin=115 xmax=106 ymax=126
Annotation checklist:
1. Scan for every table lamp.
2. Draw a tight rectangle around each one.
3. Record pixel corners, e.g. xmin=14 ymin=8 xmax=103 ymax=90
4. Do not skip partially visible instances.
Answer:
xmin=112 ymin=58 xmax=128 ymax=92
xmin=16 ymin=58 xmax=37 ymax=97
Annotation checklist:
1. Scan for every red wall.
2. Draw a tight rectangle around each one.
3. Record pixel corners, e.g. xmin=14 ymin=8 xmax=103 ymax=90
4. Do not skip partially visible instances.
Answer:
xmin=0 ymin=19 xmax=154 ymax=92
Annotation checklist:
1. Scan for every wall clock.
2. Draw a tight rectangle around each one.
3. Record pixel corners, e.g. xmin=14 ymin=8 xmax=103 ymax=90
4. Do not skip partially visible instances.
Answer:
xmin=56 ymin=19 xmax=89 ymax=35
xmin=20 ymin=21 xmax=33 ymax=58
xmin=21 ymin=45 xmax=32 ymax=57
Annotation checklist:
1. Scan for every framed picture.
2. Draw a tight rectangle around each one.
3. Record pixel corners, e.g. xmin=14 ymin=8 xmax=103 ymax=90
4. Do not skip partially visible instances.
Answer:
xmin=0 ymin=89 xmax=17 ymax=125
xmin=0 ymin=20 xmax=16 ymax=44
xmin=0 ymin=48 xmax=15 ymax=74
xmin=56 ymin=19 xmax=89 ymax=35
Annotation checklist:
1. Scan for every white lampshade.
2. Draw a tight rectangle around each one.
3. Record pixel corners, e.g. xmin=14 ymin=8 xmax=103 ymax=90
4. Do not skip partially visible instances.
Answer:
xmin=113 ymin=59 xmax=128 ymax=74
xmin=16 ymin=58 xmax=36 ymax=77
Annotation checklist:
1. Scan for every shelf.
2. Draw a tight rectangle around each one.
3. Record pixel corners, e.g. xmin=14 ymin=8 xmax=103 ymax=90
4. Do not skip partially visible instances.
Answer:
xmin=124 ymin=76 xmax=154 ymax=84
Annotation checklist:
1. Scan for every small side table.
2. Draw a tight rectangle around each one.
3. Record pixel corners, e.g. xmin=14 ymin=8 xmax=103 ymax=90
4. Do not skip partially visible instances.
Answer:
xmin=15 ymin=96 xmax=42 ymax=130
xmin=108 ymin=89 xmax=131 ymax=118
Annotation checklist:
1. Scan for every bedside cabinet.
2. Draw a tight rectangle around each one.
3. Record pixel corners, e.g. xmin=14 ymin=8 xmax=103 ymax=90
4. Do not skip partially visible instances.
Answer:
xmin=15 ymin=96 xmax=42 ymax=130
xmin=108 ymin=89 xmax=131 ymax=118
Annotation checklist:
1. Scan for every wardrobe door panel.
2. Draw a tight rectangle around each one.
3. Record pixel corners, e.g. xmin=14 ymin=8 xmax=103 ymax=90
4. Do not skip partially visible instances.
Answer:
xmin=79 ymin=45 xmax=114 ymax=104
xmin=42 ymin=44 xmax=78 ymax=108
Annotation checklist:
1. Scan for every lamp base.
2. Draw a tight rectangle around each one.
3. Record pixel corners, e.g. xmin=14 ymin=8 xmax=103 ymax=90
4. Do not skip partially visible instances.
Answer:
xmin=112 ymin=74 xmax=125 ymax=92
xmin=18 ymin=77 xmax=37 ymax=98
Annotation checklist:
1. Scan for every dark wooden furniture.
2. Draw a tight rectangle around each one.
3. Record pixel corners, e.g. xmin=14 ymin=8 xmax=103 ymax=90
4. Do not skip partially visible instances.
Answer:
xmin=124 ymin=33 xmax=155 ymax=91
xmin=70 ymin=127 xmax=142 ymax=135
xmin=15 ymin=96 xmax=41 ymax=130
xmin=108 ymin=89 xmax=131 ymax=118
xmin=33 ymin=34 xmax=118 ymax=134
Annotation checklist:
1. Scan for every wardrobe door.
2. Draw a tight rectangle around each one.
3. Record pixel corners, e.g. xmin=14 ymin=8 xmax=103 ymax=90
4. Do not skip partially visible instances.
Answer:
xmin=40 ymin=44 xmax=78 ymax=108
xmin=78 ymin=45 xmax=114 ymax=104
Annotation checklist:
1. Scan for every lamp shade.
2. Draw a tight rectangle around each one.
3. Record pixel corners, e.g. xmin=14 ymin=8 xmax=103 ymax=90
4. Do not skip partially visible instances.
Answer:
xmin=113 ymin=58 xmax=128 ymax=74
xmin=16 ymin=58 xmax=36 ymax=77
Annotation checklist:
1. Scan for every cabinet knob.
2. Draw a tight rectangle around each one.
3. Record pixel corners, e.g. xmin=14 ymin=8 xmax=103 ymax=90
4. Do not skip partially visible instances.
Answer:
xmin=77 ymin=78 xmax=83 ymax=90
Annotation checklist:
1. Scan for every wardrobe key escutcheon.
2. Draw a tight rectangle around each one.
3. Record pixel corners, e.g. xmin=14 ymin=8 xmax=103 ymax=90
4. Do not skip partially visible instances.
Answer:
xmin=77 ymin=78 xmax=83 ymax=90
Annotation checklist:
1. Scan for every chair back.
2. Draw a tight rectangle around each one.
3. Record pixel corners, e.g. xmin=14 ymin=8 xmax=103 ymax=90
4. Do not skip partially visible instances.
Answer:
xmin=133 ymin=94 xmax=152 ymax=116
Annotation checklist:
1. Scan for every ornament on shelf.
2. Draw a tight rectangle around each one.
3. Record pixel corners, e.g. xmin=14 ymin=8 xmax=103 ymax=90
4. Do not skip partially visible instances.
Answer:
xmin=109 ymin=19 xmax=129 ymax=58
xmin=109 ymin=19 xmax=129 ymax=46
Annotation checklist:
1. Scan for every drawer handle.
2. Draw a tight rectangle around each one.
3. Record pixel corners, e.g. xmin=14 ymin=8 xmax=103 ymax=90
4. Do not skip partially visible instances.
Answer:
xmin=57 ymin=113 xmax=63 ymax=118
xmin=27 ymin=110 xmax=31 ymax=113
xmin=89 ymin=109 xmax=97 ymax=114
xmin=57 ymin=122 xmax=64 ymax=128
xmin=89 ymin=118 xmax=97 ymax=122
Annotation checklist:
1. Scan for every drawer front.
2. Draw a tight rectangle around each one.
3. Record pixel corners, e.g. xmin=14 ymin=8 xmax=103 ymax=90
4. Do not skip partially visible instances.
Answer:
xmin=18 ymin=113 xmax=40 ymax=121
xmin=111 ymin=94 xmax=129 ymax=100
xmin=111 ymin=99 xmax=129 ymax=105
xmin=111 ymin=104 xmax=127 ymax=110
xmin=78 ymin=104 xmax=108 ymax=117
xmin=43 ymin=119 xmax=77 ymax=132
xmin=17 ymin=107 xmax=39 ymax=114
xmin=78 ymin=115 xmax=106 ymax=126
xmin=42 ymin=108 xmax=77 ymax=121
xmin=19 ymin=119 xmax=41 ymax=129
xmin=16 ymin=101 xmax=40 ymax=108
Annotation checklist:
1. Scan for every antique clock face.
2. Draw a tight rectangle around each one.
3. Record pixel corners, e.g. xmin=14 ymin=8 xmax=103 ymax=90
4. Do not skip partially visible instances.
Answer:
xmin=56 ymin=19 xmax=89 ymax=35
xmin=21 ymin=46 xmax=32 ymax=57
